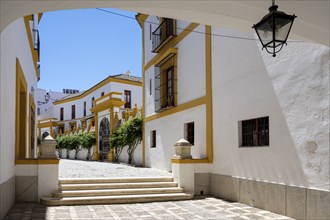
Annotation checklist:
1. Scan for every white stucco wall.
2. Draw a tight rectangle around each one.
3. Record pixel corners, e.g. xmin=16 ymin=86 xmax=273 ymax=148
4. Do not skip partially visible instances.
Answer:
xmin=211 ymin=28 xmax=329 ymax=190
xmin=176 ymin=24 xmax=206 ymax=105
xmin=118 ymin=143 xmax=143 ymax=167
xmin=145 ymin=105 xmax=206 ymax=171
xmin=144 ymin=67 xmax=156 ymax=117
xmin=144 ymin=16 xmax=159 ymax=65
xmin=0 ymin=17 xmax=37 ymax=184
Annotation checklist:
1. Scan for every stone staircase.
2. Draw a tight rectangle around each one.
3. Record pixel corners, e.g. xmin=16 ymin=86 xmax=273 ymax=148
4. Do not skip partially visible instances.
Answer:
xmin=41 ymin=177 xmax=194 ymax=205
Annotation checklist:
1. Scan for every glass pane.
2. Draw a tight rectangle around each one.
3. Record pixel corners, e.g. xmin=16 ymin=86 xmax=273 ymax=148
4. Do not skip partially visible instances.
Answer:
xmin=275 ymin=18 xmax=293 ymax=42
xmin=256 ymin=21 xmax=273 ymax=46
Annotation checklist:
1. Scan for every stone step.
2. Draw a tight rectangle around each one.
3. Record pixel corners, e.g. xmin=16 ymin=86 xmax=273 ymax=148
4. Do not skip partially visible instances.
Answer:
xmin=59 ymin=177 xmax=174 ymax=184
xmin=53 ymin=187 xmax=184 ymax=198
xmin=60 ymin=182 xmax=178 ymax=191
xmin=42 ymin=193 xmax=194 ymax=206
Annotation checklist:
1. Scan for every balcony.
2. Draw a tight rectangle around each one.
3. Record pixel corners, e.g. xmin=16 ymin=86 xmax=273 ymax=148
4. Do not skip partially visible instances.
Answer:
xmin=152 ymin=18 xmax=176 ymax=53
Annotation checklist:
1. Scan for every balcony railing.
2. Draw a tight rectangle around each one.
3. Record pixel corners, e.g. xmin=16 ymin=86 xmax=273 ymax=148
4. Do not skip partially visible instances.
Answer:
xmin=152 ymin=18 xmax=175 ymax=53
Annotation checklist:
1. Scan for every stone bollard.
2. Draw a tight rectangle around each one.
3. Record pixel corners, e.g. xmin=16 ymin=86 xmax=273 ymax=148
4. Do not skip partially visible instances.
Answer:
xmin=173 ymin=138 xmax=192 ymax=159
xmin=37 ymin=135 xmax=59 ymax=201
xmin=39 ymin=135 xmax=58 ymax=159
xmin=171 ymin=139 xmax=195 ymax=194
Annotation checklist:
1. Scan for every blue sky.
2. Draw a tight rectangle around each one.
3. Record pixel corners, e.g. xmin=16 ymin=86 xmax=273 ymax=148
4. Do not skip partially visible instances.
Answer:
xmin=38 ymin=8 xmax=141 ymax=92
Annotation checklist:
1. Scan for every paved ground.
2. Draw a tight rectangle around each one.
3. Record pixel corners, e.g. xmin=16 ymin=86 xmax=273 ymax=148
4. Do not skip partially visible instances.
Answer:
xmin=5 ymin=160 xmax=293 ymax=219
xmin=5 ymin=197 xmax=293 ymax=220
xmin=59 ymin=159 xmax=172 ymax=178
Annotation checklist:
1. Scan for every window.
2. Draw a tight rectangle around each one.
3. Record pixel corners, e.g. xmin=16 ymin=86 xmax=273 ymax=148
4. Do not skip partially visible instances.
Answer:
xmin=71 ymin=105 xmax=75 ymax=119
xmin=150 ymin=130 xmax=156 ymax=148
xmin=37 ymin=107 xmax=40 ymax=115
xmin=185 ymin=122 xmax=195 ymax=145
xmin=152 ymin=18 xmax=176 ymax=53
xmin=240 ymin=116 xmax=269 ymax=147
xmin=150 ymin=79 xmax=152 ymax=95
xmin=101 ymin=92 xmax=104 ymax=97
xmin=60 ymin=107 xmax=64 ymax=121
xmin=124 ymin=90 xmax=131 ymax=108
xmin=83 ymin=101 xmax=86 ymax=117
xmin=154 ymin=53 xmax=177 ymax=112
xmin=91 ymin=97 xmax=95 ymax=107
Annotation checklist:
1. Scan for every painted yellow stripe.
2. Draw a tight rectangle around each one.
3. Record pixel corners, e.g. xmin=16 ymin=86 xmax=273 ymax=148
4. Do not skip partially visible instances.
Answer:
xmin=171 ymin=158 xmax=211 ymax=164
xmin=15 ymin=159 xmax=60 ymax=165
xmin=145 ymin=96 xmax=206 ymax=123
xmin=205 ymin=25 xmax=213 ymax=163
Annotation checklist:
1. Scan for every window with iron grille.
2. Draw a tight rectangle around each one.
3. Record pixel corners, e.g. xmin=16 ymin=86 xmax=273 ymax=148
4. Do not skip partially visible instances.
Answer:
xmin=60 ymin=107 xmax=64 ymax=121
xmin=185 ymin=122 xmax=195 ymax=145
xmin=124 ymin=90 xmax=131 ymax=108
xmin=154 ymin=53 xmax=177 ymax=112
xmin=71 ymin=105 xmax=75 ymax=119
xmin=240 ymin=116 xmax=269 ymax=147
xmin=150 ymin=130 xmax=156 ymax=148
xmin=152 ymin=18 xmax=176 ymax=53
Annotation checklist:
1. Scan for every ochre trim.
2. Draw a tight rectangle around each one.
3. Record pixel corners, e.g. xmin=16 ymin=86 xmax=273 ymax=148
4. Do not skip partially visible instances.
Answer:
xmin=91 ymin=99 xmax=125 ymax=113
xmin=37 ymin=121 xmax=58 ymax=128
xmin=15 ymin=159 xmax=60 ymax=165
xmin=38 ymin=13 xmax=43 ymax=23
xmin=171 ymin=158 xmax=211 ymax=164
xmin=16 ymin=59 xmax=28 ymax=160
xmin=38 ymin=118 xmax=57 ymax=123
xmin=23 ymin=15 xmax=38 ymax=79
xmin=145 ymin=96 xmax=206 ymax=122
xmin=94 ymin=113 xmax=99 ymax=160
xmin=136 ymin=13 xmax=148 ymax=28
xmin=143 ymin=22 xmax=199 ymax=71
xmin=205 ymin=25 xmax=213 ymax=163
xmin=142 ymin=20 xmax=146 ymax=166
xmin=53 ymin=78 xmax=141 ymax=105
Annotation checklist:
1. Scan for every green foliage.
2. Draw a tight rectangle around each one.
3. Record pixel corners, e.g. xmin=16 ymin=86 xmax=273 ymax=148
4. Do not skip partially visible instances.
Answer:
xmin=109 ymin=116 xmax=143 ymax=164
xmin=80 ymin=132 xmax=96 ymax=160
xmin=125 ymin=116 xmax=143 ymax=165
xmin=109 ymin=128 xmax=126 ymax=163
xmin=80 ymin=132 xmax=96 ymax=150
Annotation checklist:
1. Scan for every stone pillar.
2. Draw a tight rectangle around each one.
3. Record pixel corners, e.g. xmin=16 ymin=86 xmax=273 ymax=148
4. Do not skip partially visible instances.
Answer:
xmin=37 ymin=135 xmax=59 ymax=201
xmin=171 ymin=139 xmax=195 ymax=194
xmin=39 ymin=135 xmax=58 ymax=159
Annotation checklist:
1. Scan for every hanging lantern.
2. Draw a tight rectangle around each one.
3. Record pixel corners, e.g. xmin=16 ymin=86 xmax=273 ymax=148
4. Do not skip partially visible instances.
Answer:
xmin=253 ymin=0 xmax=297 ymax=57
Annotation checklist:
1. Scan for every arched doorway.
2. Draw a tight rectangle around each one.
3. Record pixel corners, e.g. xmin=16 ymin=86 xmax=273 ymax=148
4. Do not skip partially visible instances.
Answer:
xmin=99 ymin=117 xmax=110 ymax=160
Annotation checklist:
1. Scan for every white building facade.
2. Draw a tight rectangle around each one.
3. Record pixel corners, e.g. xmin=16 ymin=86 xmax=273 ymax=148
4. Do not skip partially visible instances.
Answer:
xmin=0 ymin=13 xmax=47 ymax=218
xmin=138 ymin=14 xmax=329 ymax=220
xmin=38 ymin=73 xmax=142 ymax=161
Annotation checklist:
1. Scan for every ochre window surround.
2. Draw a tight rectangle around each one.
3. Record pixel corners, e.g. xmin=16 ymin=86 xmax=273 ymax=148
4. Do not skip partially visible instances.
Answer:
xmin=15 ymin=59 xmax=28 ymax=160
xmin=154 ymin=52 xmax=177 ymax=113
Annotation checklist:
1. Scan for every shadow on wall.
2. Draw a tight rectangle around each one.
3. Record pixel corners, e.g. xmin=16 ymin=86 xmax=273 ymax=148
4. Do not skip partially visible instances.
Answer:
xmin=212 ymin=28 xmax=329 ymax=189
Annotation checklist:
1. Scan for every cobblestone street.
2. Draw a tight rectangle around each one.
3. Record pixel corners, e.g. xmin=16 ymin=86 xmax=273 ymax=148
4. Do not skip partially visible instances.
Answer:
xmin=5 ymin=160 xmax=293 ymax=219
xmin=5 ymin=197 xmax=293 ymax=220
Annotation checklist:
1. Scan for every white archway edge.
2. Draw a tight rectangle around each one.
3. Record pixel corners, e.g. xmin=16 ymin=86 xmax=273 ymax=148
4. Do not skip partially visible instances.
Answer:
xmin=0 ymin=0 xmax=329 ymax=46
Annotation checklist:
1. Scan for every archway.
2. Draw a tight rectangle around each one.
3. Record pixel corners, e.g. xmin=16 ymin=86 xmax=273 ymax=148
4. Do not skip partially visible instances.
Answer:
xmin=1 ymin=1 xmax=329 ymax=46
xmin=99 ymin=117 xmax=110 ymax=160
